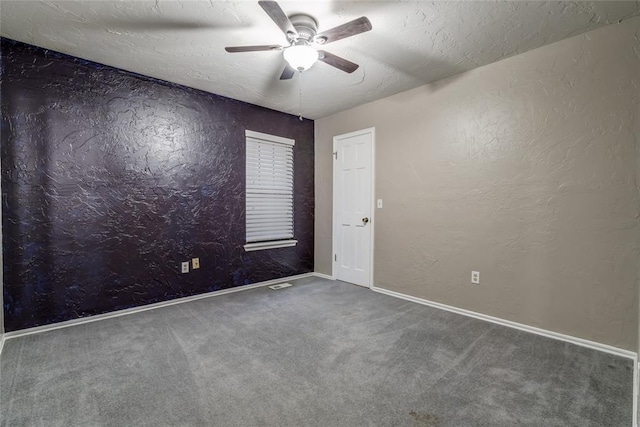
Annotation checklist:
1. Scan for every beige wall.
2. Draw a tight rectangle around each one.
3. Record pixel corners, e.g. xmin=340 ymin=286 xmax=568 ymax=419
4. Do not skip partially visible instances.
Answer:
xmin=315 ymin=17 xmax=640 ymax=351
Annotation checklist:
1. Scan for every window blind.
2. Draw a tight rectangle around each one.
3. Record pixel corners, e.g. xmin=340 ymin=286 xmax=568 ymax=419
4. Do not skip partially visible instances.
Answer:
xmin=246 ymin=131 xmax=294 ymax=244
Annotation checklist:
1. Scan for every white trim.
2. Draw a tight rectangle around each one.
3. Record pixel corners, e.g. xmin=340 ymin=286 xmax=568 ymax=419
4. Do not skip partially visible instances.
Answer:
xmin=633 ymin=359 xmax=638 ymax=427
xmin=313 ymin=272 xmax=335 ymax=280
xmin=245 ymin=129 xmax=294 ymax=146
xmin=369 ymin=128 xmax=376 ymax=290
xmin=331 ymin=127 xmax=376 ymax=288
xmin=244 ymin=240 xmax=297 ymax=252
xmin=371 ymin=285 xmax=636 ymax=360
xmin=2 ymin=273 xmax=314 ymax=341
xmin=332 ymin=136 xmax=338 ymax=280
xmin=0 ymin=334 xmax=5 ymax=356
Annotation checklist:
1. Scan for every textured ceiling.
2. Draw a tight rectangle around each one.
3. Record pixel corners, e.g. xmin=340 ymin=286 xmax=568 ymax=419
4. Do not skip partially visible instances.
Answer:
xmin=2 ymin=1 xmax=639 ymax=119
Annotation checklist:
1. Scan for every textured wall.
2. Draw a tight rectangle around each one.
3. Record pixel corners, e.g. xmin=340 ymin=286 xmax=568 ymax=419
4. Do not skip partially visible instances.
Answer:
xmin=315 ymin=17 xmax=640 ymax=351
xmin=1 ymin=39 xmax=314 ymax=332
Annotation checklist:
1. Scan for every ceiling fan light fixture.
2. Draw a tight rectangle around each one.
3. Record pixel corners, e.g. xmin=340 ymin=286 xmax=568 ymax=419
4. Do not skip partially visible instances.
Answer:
xmin=283 ymin=44 xmax=318 ymax=71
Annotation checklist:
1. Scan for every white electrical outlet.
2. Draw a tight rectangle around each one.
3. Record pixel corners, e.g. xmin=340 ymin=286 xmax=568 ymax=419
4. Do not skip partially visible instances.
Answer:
xmin=471 ymin=271 xmax=480 ymax=284
xmin=377 ymin=199 xmax=383 ymax=209
xmin=181 ymin=262 xmax=189 ymax=273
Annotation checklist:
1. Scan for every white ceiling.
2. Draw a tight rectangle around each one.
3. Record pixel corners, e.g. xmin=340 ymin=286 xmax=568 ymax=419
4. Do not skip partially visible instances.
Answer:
xmin=2 ymin=1 xmax=639 ymax=119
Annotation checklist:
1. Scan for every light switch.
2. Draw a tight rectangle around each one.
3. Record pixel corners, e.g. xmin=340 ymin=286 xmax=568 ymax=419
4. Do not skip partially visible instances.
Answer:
xmin=377 ymin=199 xmax=383 ymax=209
xmin=192 ymin=257 xmax=200 ymax=269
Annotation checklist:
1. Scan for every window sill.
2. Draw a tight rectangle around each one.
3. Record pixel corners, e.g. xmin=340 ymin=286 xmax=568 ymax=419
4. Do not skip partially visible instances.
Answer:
xmin=244 ymin=240 xmax=298 ymax=252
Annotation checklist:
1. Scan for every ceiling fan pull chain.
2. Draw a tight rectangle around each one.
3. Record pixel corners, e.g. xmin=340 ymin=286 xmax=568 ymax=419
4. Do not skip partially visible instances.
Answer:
xmin=298 ymin=71 xmax=303 ymax=121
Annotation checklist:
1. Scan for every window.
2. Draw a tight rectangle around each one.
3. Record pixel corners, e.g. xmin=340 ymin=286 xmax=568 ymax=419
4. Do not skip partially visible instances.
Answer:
xmin=244 ymin=130 xmax=297 ymax=251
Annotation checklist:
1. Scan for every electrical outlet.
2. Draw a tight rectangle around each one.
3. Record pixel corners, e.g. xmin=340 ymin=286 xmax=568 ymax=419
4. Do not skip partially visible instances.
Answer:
xmin=377 ymin=199 xmax=383 ymax=209
xmin=471 ymin=271 xmax=480 ymax=284
xmin=181 ymin=262 xmax=189 ymax=273
xmin=192 ymin=257 xmax=200 ymax=269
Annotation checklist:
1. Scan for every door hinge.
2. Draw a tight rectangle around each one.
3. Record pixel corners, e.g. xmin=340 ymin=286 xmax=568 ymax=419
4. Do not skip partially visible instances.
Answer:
xmin=334 ymin=254 xmax=337 ymax=261
xmin=333 ymin=151 xmax=338 ymax=160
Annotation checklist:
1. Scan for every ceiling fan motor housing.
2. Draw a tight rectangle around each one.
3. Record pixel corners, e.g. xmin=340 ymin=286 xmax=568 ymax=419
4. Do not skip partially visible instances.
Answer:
xmin=288 ymin=14 xmax=318 ymax=42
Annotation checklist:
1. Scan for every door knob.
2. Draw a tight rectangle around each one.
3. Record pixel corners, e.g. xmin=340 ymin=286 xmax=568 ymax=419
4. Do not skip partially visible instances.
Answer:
xmin=362 ymin=217 xmax=369 ymax=224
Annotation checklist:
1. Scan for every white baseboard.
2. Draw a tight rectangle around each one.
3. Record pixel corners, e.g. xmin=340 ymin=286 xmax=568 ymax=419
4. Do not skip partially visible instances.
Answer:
xmin=2 ymin=273 xmax=315 ymax=342
xmin=311 ymin=276 xmax=635 ymax=359
xmin=312 ymin=272 xmax=335 ymax=280
xmin=371 ymin=286 xmax=636 ymax=360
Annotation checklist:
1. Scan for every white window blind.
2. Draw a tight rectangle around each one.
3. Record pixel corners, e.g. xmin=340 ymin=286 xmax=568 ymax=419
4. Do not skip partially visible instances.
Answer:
xmin=245 ymin=130 xmax=296 ymax=251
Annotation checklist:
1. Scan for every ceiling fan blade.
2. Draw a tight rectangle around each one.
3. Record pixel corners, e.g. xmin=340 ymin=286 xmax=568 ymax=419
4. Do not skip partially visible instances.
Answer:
xmin=225 ymin=45 xmax=283 ymax=53
xmin=317 ymin=50 xmax=359 ymax=73
xmin=315 ymin=17 xmax=372 ymax=44
xmin=280 ymin=64 xmax=296 ymax=80
xmin=258 ymin=1 xmax=298 ymax=38
xmin=95 ymin=18 xmax=249 ymax=31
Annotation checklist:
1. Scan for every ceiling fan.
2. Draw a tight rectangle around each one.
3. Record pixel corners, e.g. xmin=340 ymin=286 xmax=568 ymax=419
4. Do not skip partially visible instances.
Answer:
xmin=225 ymin=1 xmax=372 ymax=80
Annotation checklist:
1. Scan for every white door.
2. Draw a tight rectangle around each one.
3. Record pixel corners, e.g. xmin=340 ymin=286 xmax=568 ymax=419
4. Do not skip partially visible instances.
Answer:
xmin=333 ymin=128 xmax=374 ymax=287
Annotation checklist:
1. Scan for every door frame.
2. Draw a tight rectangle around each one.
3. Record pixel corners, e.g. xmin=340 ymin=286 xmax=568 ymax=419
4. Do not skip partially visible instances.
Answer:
xmin=332 ymin=127 xmax=376 ymax=288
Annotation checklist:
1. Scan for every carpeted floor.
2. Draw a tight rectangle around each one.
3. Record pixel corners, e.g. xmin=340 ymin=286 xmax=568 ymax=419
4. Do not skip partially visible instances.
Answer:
xmin=0 ymin=277 xmax=633 ymax=426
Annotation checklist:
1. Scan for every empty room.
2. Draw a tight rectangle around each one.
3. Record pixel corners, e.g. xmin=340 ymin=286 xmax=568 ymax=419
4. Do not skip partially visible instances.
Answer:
xmin=1 ymin=1 xmax=639 ymax=426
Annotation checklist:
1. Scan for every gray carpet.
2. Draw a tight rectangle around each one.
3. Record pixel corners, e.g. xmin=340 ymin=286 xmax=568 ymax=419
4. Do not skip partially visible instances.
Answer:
xmin=0 ymin=277 xmax=633 ymax=426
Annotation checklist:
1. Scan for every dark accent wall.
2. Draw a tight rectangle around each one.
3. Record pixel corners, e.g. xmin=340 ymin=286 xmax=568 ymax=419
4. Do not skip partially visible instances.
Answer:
xmin=1 ymin=38 xmax=314 ymax=332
